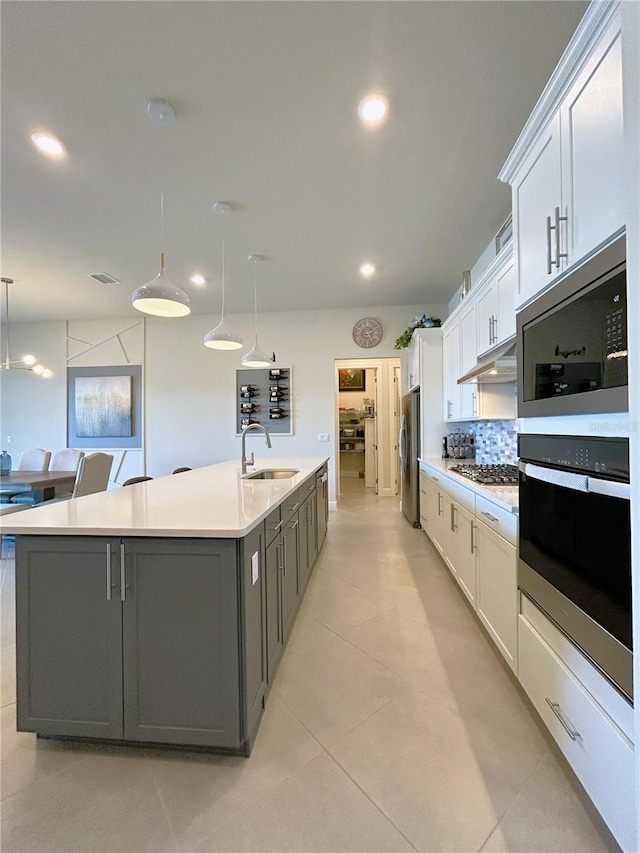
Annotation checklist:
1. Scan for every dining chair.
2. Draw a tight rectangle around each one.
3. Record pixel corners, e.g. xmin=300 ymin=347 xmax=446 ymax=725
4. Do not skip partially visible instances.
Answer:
xmin=72 ymin=453 xmax=113 ymax=498
xmin=13 ymin=452 xmax=114 ymax=505
xmin=122 ymin=476 xmax=153 ymax=486
xmin=49 ymin=448 xmax=84 ymax=472
xmin=18 ymin=449 xmax=51 ymax=471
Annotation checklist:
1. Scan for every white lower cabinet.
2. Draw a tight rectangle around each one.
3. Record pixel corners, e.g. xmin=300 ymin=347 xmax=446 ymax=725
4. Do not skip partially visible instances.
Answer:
xmin=421 ymin=474 xmax=445 ymax=556
xmin=519 ymin=603 xmax=636 ymax=853
xmin=445 ymin=499 xmax=476 ymax=606
xmin=475 ymin=519 xmax=517 ymax=673
xmin=420 ymin=465 xmax=515 ymax=664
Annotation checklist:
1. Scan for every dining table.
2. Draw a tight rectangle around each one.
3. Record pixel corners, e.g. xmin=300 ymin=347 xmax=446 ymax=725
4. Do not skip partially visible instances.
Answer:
xmin=0 ymin=470 xmax=77 ymax=502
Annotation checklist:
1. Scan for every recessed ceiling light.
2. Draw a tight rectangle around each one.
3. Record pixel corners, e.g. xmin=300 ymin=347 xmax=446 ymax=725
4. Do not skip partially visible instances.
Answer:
xmin=190 ymin=274 xmax=206 ymax=285
xmin=30 ymin=132 xmax=65 ymax=158
xmin=359 ymin=263 xmax=376 ymax=278
xmin=357 ymin=93 xmax=389 ymax=125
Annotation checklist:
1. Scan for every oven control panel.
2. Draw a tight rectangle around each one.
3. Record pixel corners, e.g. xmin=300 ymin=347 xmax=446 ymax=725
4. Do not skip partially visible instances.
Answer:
xmin=518 ymin=434 xmax=629 ymax=481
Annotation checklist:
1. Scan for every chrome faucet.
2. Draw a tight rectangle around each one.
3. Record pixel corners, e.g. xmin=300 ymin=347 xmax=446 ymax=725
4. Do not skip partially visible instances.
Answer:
xmin=241 ymin=423 xmax=272 ymax=474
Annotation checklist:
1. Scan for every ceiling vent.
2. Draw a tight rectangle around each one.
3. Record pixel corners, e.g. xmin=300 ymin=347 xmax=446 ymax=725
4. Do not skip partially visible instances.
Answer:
xmin=88 ymin=273 xmax=121 ymax=285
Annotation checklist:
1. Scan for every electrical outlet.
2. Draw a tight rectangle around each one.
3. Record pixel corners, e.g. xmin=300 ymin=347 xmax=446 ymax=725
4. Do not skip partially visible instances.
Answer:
xmin=317 ymin=433 xmax=330 ymax=442
xmin=6 ymin=436 xmax=11 ymax=444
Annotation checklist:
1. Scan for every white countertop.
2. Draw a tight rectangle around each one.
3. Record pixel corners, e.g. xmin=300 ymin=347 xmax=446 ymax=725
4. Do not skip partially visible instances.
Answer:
xmin=1 ymin=457 xmax=329 ymax=538
xmin=418 ymin=457 xmax=519 ymax=513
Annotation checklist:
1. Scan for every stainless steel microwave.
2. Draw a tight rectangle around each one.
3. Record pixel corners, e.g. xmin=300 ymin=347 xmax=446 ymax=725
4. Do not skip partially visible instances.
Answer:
xmin=517 ymin=235 xmax=627 ymax=418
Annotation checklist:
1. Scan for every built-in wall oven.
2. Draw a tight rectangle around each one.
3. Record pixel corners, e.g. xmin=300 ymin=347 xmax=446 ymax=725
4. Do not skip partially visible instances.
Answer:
xmin=517 ymin=235 xmax=627 ymax=417
xmin=518 ymin=434 xmax=632 ymax=702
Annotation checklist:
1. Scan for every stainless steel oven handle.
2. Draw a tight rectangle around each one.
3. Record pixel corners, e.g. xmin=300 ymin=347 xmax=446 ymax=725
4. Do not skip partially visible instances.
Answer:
xmin=545 ymin=697 xmax=581 ymax=740
xmin=523 ymin=463 xmax=589 ymax=493
xmin=587 ymin=478 xmax=631 ymax=501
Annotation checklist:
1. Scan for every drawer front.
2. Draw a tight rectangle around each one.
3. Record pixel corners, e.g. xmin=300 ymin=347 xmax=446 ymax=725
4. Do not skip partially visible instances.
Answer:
xmin=518 ymin=615 xmax=636 ymax=852
xmin=420 ymin=466 xmax=475 ymax=515
xmin=299 ymin=475 xmax=316 ymax=499
xmin=264 ymin=507 xmax=282 ymax=545
xmin=475 ymin=493 xmax=517 ymax=545
xmin=280 ymin=488 xmax=301 ymax=524
xmin=520 ymin=596 xmax=633 ymax=742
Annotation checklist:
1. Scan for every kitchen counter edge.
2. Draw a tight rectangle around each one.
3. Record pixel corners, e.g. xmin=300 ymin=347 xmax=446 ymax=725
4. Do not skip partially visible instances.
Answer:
xmin=1 ymin=457 xmax=329 ymax=538
xmin=418 ymin=457 xmax=519 ymax=513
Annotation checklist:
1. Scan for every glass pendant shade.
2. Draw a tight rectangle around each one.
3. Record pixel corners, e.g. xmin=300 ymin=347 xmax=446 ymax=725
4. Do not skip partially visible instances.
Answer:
xmin=132 ymin=253 xmax=191 ymax=317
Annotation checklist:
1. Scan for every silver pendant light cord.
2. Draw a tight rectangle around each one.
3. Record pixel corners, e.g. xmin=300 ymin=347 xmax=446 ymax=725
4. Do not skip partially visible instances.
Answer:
xmin=220 ymin=210 xmax=226 ymax=320
xmin=3 ymin=279 xmax=10 ymax=370
xmin=253 ymin=261 xmax=259 ymax=343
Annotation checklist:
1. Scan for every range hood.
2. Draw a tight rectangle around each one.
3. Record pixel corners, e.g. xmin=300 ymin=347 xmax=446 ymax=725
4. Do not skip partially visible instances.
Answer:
xmin=457 ymin=340 xmax=517 ymax=384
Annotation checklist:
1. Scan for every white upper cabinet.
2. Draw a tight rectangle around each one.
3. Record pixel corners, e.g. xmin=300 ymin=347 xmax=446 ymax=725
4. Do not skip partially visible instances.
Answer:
xmin=443 ymin=324 xmax=461 ymax=420
xmin=459 ymin=302 xmax=477 ymax=376
xmin=496 ymin=260 xmax=516 ymax=342
xmin=511 ymin=113 xmax=564 ymax=309
xmin=499 ymin=3 xmax=623 ymax=312
xmin=561 ymin=17 xmax=624 ymax=265
xmin=475 ymin=252 xmax=516 ymax=358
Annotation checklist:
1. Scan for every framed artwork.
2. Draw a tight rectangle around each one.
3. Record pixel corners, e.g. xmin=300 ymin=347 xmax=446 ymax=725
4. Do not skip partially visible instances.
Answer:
xmin=67 ymin=365 xmax=142 ymax=448
xmin=75 ymin=375 xmax=132 ymax=437
xmin=338 ymin=368 xmax=366 ymax=392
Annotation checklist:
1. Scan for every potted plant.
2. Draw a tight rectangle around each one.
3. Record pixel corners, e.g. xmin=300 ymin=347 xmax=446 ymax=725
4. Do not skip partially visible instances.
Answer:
xmin=394 ymin=314 xmax=442 ymax=349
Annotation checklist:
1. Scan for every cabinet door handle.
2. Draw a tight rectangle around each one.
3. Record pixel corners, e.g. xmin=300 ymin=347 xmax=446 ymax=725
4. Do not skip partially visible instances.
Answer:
xmin=431 ymin=476 xmax=439 ymax=482
xmin=480 ymin=510 xmax=499 ymax=524
xmin=289 ymin=502 xmax=299 ymax=513
xmin=545 ymin=698 xmax=580 ymax=740
xmin=106 ymin=543 xmax=112 ymax=601
xmin=450 ymin=503 xmax=457 ymax=532
xmin=470 ymin=522 xmax=477 ymax=553
xmin=120 ymin=543 xmax=126 ymax=602
xmin=554 ymin=206 xmax=568 ymax=269
xmin=446 ymin=400 xmax=452 ymax=418
xmin=292 ymin=519 xmax=299 ymax=530
xmin=546 ymin=215 xmax=553 ymax=274
xmin=274 ymin=520 xmax=283 ymax=532
xmin=437 ymin=493 xmax=443 ymax=515
xmin=472 ymin=392 xmax=478 ymax=417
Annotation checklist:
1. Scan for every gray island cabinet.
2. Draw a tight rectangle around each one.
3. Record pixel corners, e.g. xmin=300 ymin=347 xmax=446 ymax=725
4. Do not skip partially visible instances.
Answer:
xmin=11 ymin=458 xmax=329 ymax=756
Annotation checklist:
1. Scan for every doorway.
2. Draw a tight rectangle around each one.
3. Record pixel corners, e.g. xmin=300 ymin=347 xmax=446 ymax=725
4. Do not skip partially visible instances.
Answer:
xmin=334 ymin=357 xmax=401 ymax=498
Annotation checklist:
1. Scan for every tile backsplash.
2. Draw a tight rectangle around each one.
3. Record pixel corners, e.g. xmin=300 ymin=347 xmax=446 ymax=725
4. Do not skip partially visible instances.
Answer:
xmin=471 ymin=420 xmax=517 ymax=464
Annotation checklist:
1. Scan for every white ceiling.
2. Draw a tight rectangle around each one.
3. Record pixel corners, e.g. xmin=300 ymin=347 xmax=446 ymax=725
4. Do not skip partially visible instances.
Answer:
xmin=1 ymin=0 xmax=588 ymax=322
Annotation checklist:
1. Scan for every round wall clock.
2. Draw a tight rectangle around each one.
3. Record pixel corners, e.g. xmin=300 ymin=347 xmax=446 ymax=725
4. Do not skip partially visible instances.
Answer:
xmin=352 ymin=317 xmax=383 ymax=348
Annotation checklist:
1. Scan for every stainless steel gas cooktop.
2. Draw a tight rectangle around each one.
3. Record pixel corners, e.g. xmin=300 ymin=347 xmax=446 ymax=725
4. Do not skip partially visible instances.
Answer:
xmin=450 ymin=463 xmax=519 ymax=485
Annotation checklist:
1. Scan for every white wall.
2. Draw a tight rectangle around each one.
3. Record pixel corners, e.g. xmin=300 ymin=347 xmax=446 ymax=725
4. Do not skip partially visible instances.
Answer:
xmin=0 ymin=322 xmax=67 ymax=464
xmin=1 ymin=302 xmax=445 ymax=504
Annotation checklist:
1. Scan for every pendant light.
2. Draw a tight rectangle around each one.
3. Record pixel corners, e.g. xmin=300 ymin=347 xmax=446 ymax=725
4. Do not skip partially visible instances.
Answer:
xmin=203 ymin=202 xmax=243 ymax=350
xmin=132 ymin=100 xmax=191 ymax=318
xmin=0 ymin=278 xmax=53 ymax=378
xmin=241 ymin=255 xmax=272 ymax=368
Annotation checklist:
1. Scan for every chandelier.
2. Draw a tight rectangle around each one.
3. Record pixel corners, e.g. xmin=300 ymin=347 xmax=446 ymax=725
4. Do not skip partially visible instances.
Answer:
xmin=1 ymin=278 xmax=53 ymax=378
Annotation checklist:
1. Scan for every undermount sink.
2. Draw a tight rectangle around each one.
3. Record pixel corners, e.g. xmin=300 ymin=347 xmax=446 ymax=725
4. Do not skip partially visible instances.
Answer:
xmin=244 ymin=469 xmax=299 ymax=480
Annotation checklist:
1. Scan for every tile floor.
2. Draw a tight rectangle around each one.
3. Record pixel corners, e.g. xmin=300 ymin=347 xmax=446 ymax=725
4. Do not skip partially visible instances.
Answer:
xmin=0 ymin=480 xmax=620 ymax=852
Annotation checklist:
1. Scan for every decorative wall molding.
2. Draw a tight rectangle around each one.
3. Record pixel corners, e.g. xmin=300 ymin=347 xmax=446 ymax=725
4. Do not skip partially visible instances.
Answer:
xmin=66 ymin=319 xmax=146 ymax=483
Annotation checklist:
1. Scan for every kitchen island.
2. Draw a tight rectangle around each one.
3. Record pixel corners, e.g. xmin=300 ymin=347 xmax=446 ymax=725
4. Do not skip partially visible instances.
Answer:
xmin=3 ymin=457 xmax=329 ymax=756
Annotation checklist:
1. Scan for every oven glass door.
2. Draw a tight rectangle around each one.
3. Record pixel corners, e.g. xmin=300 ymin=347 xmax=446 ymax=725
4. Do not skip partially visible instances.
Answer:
xmin=519 ymin=470 xmax=631 ymax=650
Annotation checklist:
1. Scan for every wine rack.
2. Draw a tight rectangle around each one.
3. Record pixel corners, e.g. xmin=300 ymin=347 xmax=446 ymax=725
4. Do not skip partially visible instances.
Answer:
xmin=236 ymin=367 xmax=292 ymax=435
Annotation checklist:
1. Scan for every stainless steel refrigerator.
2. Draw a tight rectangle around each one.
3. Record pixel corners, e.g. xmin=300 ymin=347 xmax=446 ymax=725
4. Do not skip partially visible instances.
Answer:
xmin=400 ymin=388 xmax=420 ymax=527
